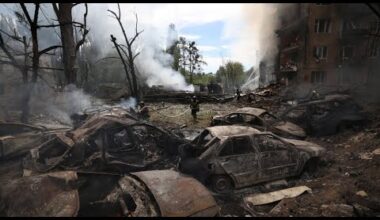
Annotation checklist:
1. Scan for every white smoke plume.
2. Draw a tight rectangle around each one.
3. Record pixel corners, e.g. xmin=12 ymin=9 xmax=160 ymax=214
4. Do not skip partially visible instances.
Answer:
xmin=118 ymin=97 xmax=137 ymax=110
xmin=84 ymin=3 xmax=194 ymax=92
xmin=230 ymin=4 xmax=296 ymax=89
xmin=29 ymin=84 xmax=101 ymax=126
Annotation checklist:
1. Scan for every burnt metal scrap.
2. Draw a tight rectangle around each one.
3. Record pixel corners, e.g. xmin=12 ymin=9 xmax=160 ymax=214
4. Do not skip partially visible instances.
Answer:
xmin=0 ymin=122 xmax=70 ymax=160
xmin=0 ymin=170 xmax=219 ymax=217
xmin=23 ymin=112 xmax=187 ymax=174
xmin=178 ymin=126 xmax=325 ymax=193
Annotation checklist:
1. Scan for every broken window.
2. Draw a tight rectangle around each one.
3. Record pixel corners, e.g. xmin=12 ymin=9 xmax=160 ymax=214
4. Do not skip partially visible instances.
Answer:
xmin=255 ymin=135 xmax=287 ymax=152
xmin=311 ymin=71 xmax=325 ymax=84
xmin=314 ymin=46 xmax=328 ymax=59
xmin=341 ymin=46 xmax=354 ymax=59
xmin=369 ymin=21 xmax=380 ymax=34
xmin=368 ymin=39 xmax=378 ymax=57
xmin=342 ymin=20 xmax=356 ymax=32
xmin=315 ymin=19 xmax=331 ymax=33
xmin=226 ymin=113 xmax=244 ymax=124
xmin=219 ymin=136 xmax=254 ymax=157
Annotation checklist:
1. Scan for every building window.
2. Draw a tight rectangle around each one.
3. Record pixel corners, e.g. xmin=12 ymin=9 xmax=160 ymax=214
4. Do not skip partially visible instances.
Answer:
xmin=315 ymin=19 xmax=331 ymax=33
xmin=311 ymin=71 xmax=325 ymax=84
xmin=342 ymin=46 xmax=354 ymax=59
xmin=369 ymin=21 xmax=380 ymax=33
xmin=314 ymin=46 xmax=328 ymax=59
xmin=369 ymin=39 xmax=378 ymax=57
xmin=315 ymin=3 xmax=331 ymax=5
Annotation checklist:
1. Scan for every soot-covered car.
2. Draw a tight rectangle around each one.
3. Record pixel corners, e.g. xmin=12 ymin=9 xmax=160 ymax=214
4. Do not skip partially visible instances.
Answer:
xmin=22 ymin=113 xmax=187 ymax=174
xmin=178 ymin=125 xmax=325 ymax=193
xmin=0 ymin=170 xmax=219 ymax=217
xmin=281 ymin=94 xmax=368 ymax=136
xmin=211 ymin=107 xmax=306 ymax=139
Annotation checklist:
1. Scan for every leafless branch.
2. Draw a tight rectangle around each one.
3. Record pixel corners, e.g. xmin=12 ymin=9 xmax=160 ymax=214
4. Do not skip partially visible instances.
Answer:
xmin=38 ymin=45 xmax=62 ymax=57
xmin=94 ymin=56 xmax=121 ymax=64
xmin=75 ymin=3 xmax=88 ymax=52
xmin=20 ymin=3 xmax=33 ymax=25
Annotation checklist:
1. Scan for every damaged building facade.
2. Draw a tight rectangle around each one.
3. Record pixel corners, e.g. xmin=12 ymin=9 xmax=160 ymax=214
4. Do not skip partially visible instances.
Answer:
xmin=276 ymin=3 xmax=380 ymax=96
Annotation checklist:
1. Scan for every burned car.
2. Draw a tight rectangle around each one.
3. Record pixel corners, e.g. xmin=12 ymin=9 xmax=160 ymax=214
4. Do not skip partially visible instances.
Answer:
xmin=22 ymin=114 xmax=187 ymax=174
xmin=281 ymin=94 xmax=368 ymax=136
xmin=0 ymin=170 xmax=219 ymax=217
xmin=0 ymin=122 xmax=68 ymax=160
xmin=211 ymin=107 xmax=306 ymax=139
xmin=178 ymin=126 xmax=325 ymax=193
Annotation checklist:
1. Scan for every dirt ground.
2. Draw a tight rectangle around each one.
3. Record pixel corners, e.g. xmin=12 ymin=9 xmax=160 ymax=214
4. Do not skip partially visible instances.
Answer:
xmin=148 ymin=100 xmax=380 ymax=217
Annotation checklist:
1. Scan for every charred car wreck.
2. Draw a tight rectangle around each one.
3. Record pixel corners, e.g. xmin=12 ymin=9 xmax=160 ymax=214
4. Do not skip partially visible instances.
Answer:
xmin=22 ymin=113 xmax=187 ymax=175
xmin=211 ymin=107 xmax=306 ymax=139
xmin=282 ymin=94 xmax=368 ymax=136
xmin=178 ymin=126 xmax=325 ymax=193
xmin=0 ymin=170 xmax=219 ymax=217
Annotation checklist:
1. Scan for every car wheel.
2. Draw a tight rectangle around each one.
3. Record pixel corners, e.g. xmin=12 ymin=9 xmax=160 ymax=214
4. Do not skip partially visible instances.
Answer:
xmin=210 ymin=175 xmax=233 ymax=193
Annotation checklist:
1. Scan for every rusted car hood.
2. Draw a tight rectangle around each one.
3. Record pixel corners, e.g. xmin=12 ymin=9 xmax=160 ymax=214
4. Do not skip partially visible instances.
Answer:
xmin=131 ymin=170 xmax=219 ymax=217
xmin=0 ymin=171 xmax=79 ymax=217
xmin=282 ymin=138 xmax=326 ymax=157
xmin=273 ymin=121 xmax=306 ymax=138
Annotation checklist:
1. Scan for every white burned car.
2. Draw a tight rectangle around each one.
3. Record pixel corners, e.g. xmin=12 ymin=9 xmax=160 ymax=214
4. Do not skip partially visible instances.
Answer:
xmin=178 ymin=126 xmax=325 ymax=193
xmin=211 ymin=107 xmax=306 ymax=139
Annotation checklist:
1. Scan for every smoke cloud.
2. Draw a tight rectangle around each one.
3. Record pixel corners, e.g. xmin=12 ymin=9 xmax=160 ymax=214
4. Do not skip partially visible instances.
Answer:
xmin=230 ymin=4 xmax=296 ymax=89
xmin=84 ymin=3 xmax=194 ymax=92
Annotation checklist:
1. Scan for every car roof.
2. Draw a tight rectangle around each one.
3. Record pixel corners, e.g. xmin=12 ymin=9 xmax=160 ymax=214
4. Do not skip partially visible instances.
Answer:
xmin=234 ymin=107 xmax=267 ymax=116
xmin=206 ymin=125 xmax=261 ymax=138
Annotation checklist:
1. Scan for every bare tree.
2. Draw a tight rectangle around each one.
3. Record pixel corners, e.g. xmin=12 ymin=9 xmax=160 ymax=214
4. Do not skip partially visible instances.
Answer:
xmin=108 ymin=4 xmax=143 ymax=100
xmin=51 ymin=3 xmax=89 ymax=85
xmin=0 ymin=3 xmax=62 ymax=122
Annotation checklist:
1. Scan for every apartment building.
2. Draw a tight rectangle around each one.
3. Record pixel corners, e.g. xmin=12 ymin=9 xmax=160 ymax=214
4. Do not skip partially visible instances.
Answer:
xmin=276 ymin=3 xmax=380 ymax=91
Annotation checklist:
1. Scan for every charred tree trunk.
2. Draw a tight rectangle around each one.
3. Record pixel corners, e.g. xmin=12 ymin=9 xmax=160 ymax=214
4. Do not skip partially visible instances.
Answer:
xmin=110 ymin=35 xmax=133 ymax=96
xmin=55 ymin=3 xmax=77 ymax=85
xmin=108 ymin=5 xmax=143 ymax=101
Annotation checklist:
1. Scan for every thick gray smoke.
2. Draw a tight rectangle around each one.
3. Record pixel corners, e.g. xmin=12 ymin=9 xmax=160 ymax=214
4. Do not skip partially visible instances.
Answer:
xmin=29 ymin=84 xmax=101 ymax=126
xmin=84 ymin=3 xmax=194 ymax=92
xmin=232 ymin=4 xmax=296 ymax=89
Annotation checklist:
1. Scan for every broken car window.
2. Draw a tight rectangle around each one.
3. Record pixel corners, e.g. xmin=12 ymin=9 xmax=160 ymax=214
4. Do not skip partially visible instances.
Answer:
xmin=226 ymin=113 xmax=244 ymax=124
xmin=219 ymin=136 xmax=254 ymax=156
xmin=255 ymin=135 xmax=287 ymax=152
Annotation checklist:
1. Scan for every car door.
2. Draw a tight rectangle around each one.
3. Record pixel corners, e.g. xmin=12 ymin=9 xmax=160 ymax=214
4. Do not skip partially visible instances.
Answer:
xmin=254 ymin=134 xmax=299 ymax=182
xmin=216 ymin=135 xmax=260 ymax=188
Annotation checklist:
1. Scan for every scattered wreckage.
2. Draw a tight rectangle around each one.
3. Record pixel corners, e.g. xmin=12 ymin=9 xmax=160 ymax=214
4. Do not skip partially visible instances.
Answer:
xmin=281 ymin=94 xmax=368 ymax=136
xmin=23 ymin=112 xmax=187 ymax=174
xmin=0 ymin=122 xmax=70 ymax=160
xmin=0 ymin=170 xmax=219 ymax=217
xmin=178 ymin=125 xmax=325 ymax=193
xmin=211 ymin=107 xmax=306 ymax=139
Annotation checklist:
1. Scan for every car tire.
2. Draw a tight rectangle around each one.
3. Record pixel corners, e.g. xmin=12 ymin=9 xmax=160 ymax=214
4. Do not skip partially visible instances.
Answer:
xmin=210 ymin=175 xmax=233 ymax=193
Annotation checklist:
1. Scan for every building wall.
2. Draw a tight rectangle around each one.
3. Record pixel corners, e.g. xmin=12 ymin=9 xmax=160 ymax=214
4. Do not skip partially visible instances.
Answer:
xmin=278 ymin=3 xmax=379 ymax=92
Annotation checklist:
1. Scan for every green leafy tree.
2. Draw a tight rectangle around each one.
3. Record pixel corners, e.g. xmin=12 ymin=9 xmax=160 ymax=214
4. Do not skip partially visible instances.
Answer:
xmin=215 ymin=61 xmax=245 ymax=92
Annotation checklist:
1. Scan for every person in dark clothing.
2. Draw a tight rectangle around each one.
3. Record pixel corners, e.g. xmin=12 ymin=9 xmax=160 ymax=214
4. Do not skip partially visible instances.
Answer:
xmin=236 ymin=88 xmax=241 ymax=101
xmin=190 ymin=96 xmax=200 ymax=120
xmin=138 ymin=101 xmax=149 ymax=120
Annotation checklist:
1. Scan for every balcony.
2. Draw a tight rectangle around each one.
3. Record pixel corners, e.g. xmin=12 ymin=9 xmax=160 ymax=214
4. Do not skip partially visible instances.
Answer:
xmin=280 ymin=63 xmax=298 ymax=73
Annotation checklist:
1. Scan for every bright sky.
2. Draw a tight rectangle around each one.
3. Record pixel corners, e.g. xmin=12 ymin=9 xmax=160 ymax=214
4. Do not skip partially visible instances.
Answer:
xmin=112 ymin=3 xmax=255 ymax=73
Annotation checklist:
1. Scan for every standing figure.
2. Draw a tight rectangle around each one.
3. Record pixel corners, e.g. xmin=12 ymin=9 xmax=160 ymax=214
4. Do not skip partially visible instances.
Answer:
xmin=236 ymin=88 xmax=241 ymax=101
xmin=190 ymin=96 xmax=200 ymax=121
